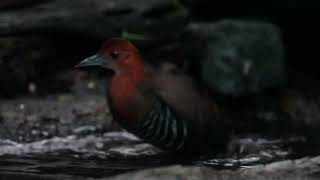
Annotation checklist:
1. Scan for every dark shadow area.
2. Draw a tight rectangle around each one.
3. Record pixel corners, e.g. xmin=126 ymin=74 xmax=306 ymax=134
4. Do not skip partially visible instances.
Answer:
xmin=1 ymin=0 xmax=320 ymax=179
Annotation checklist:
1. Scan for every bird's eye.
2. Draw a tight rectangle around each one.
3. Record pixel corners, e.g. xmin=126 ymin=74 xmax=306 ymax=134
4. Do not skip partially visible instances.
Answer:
xmin=110 ymin=51 xmax=119 ymax=59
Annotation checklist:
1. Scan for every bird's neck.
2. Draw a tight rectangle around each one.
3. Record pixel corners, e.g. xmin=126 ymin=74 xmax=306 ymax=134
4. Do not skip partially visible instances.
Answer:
xmin=108 ymin=65 xmax=145 ymax=125
xmin=110 ymin=69 xmax=144 ymax=100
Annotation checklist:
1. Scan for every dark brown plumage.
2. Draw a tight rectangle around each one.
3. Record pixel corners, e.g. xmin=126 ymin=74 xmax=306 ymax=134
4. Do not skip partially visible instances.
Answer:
xmin=76 ymin=38 xmax=229 ymax=155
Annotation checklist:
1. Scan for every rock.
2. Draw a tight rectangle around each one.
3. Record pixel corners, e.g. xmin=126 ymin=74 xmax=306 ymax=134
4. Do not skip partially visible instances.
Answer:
xmin=182 ymin=20 xmax=286 ymax=96
xmin=180 ymin=0 xmax=320 ymax=83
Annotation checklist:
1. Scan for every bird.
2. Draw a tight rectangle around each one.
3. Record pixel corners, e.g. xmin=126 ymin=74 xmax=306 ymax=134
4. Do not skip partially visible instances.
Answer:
xmin=75 ymin=38 xmax=230 ymax=155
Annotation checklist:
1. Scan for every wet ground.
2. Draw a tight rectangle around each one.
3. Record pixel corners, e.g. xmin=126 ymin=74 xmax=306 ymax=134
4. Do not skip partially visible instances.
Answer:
xmin=0 ymin=132 xmax=170 ymax=179
xmin=0 ymin=131 xmax=309 ymax=179
xmin=0 ymin=78 xmax=318 ymax=179
xmin=0 ymin=89 xmax=171 ymax=179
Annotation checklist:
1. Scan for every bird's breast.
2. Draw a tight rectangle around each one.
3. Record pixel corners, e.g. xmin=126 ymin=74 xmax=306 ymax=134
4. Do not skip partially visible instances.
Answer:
xmin=108 ymin=76 xmax=141 ymax=126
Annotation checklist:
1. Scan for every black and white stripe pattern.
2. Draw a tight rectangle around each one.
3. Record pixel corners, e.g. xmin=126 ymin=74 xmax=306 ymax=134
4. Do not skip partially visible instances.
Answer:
xmin=130 ymin=99 xmax=188 ymax=151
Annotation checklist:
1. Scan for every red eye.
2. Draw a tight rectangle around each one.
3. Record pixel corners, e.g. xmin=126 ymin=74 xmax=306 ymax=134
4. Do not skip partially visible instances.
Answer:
xmin=110 ymin=51 xmax=119 ymax=59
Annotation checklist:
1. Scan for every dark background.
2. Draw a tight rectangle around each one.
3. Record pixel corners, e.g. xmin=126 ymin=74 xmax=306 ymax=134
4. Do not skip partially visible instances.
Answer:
xmin=1 ymin=0 xmax=320 ymax=179
xmin=1 ymin=0 xmax=320 ymax=96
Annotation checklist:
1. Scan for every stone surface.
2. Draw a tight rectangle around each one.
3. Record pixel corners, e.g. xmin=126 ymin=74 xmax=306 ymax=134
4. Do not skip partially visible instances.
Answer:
xmin=182 ymin=20 xmax=285 ymax=96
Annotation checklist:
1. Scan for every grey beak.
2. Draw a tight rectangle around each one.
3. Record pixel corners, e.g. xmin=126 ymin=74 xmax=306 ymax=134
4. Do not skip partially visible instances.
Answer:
xmin=75 ymin=54 xmax=111 ymax=69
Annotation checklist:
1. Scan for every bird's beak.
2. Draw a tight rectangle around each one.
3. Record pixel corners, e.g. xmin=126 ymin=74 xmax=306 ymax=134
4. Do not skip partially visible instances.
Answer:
xmin=75 ymin=54 xmax=111 ymax=69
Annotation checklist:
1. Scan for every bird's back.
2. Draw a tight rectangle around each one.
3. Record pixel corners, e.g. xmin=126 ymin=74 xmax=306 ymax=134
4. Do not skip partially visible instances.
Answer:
xmin=122 ymin=62 xmax=229 ymax=154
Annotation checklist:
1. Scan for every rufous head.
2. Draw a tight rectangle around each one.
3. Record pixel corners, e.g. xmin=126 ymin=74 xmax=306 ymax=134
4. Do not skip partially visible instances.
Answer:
xmin=76 ymin=38 xmax=144 ymax=76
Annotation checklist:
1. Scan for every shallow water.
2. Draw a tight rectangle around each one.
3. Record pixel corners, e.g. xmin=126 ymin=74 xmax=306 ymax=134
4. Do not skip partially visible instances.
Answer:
xmin=0 ymin=132 xmax=180 ymax=179
xmin=0 ymin=130 xmax=308 ymax=179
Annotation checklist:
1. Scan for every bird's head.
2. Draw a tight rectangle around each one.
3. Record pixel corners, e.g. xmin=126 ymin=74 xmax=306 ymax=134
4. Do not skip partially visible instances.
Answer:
xmin=76 ymin=38 xmax=144 ymax=77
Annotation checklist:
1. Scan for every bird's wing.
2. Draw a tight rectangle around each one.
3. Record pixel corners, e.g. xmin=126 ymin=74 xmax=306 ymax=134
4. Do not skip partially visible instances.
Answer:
xmin=134 ymin=63 xmax=227 ymax=152
xmin=130 ymin=94 xmax=188 ymax=151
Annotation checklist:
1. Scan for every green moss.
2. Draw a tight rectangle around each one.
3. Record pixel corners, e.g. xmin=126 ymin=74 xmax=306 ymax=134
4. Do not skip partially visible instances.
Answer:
xmin=121 ymin=31 xmax=147 ymax=40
